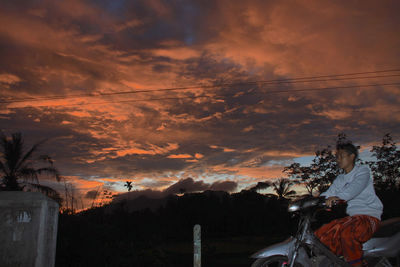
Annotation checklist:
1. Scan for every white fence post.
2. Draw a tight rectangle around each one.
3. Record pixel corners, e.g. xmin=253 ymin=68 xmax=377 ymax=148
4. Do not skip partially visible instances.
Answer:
xmin=193 ymin=224 xmax=201 ymax=267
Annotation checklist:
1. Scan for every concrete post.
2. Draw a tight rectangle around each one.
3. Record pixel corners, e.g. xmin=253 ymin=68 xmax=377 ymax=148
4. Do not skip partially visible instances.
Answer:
xmin=0 ymin=192 xmax=59 ymax=267
xmin=193 ymin=224 xmax=201 ymax=267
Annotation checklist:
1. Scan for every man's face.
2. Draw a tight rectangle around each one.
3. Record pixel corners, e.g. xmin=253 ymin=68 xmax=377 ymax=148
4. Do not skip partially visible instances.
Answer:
xmin=336 ymin=149 xmax=355 ymax=170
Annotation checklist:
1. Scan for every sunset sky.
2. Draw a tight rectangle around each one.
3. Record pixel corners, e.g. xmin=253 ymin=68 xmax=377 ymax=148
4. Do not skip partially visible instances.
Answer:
xmin=1 ymin=0 xmax=400 ymax=208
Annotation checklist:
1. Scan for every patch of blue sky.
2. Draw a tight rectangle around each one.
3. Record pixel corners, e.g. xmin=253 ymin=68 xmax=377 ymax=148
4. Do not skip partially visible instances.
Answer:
xmin=113 ymin=181 xmax=129 ymax=192
xmin=359 ymin=147 xmax=375 ymax=162
xmin=265 ymin=159 xmax=293 ymax=167
xmin=293 ymin=155 xmax=315 ymax=166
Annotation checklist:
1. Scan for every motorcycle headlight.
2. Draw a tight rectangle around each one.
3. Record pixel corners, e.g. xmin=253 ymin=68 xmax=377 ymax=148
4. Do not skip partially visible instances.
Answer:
xmin=288 ymin=202 xmax=300 ymax=212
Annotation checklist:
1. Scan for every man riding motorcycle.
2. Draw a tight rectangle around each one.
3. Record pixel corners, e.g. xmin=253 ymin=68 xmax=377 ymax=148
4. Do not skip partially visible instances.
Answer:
xmin=315 ymin=142 xmax=383 ymax=267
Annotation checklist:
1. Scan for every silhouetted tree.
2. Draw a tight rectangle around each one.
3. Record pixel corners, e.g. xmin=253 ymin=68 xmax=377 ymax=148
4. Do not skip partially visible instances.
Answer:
xmin=0 ymin=132 xmax=62 ymax=203
xmin=367 ymin=133 xmax=400 ymax=192
xmin=272 ymin=178 xmax=296 ymax=199
xmin=124 ymin=181 xmax=133 ymax=192
xmin=283 ymin=163 xmax=316 ymax=195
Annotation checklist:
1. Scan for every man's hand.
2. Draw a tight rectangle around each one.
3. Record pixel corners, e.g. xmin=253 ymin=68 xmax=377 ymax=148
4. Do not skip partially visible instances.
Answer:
xmin=326 ymin=196 xmax=342 ymax=208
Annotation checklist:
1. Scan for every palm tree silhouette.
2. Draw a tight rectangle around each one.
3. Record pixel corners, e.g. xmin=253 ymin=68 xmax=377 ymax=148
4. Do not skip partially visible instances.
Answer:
xmin=124 ymin=181 xmax=133 ymax=192
xmin=272 ymin=178 xmax=296 ymax=199
xmin=0 ymin=132 xmax=62 ymax=202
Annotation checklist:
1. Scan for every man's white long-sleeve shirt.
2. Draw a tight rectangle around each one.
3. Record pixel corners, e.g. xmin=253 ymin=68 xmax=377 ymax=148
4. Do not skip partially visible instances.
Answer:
xmin=321 ymin=164 xmax=383 ymax=220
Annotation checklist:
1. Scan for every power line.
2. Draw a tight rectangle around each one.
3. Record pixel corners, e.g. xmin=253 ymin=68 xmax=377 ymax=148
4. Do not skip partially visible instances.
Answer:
xmin=1 ymin=69 xmax=400 ymax=104
xmin=6 ymin=82 xmax=400 ymax=108
xmin=2 ymin=72 xmax=400 ymax=103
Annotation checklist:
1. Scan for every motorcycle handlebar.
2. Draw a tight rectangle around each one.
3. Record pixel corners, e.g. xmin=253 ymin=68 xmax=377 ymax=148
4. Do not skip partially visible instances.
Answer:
xmin=288 ymin=196 xmax=346 ymax=212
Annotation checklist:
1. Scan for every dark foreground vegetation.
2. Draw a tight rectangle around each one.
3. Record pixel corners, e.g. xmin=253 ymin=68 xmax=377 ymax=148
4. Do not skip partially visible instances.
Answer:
xmin=56 ymin=188 xmax=400 ymax=267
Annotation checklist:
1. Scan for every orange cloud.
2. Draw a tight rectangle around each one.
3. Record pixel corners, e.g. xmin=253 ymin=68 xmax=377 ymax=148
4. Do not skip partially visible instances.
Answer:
xmin=0 ymin=73 xmax=21 ymax=84
xmin=194 ymin=153 xmax=204 ymax=159
xmin=115 ymin=142 xmax=180 ymax=157
xmin=117 ymin=148 xmax=158 ymax=157
xmin=167 ymin=154 xmax=192 ymax=159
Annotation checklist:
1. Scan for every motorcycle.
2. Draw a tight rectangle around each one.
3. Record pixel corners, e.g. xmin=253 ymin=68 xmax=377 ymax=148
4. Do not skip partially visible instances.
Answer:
xmin=250 ymin=196 xmax=400 ymax=267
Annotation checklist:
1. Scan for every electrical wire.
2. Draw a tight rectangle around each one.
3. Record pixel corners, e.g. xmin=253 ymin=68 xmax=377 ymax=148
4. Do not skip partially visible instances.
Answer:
xmin=1 ymin=69 xmax=400 ymax=104
xmin=5 ymin=82 xmax=400 ymax=108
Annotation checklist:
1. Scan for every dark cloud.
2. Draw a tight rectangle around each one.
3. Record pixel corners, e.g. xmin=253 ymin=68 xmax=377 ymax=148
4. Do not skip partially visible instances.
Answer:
xmin=209 ymin=180 xmax=237 ymax=192
xmin=164 ymin=177 xmax=237 ymax=193
xmin=163 ymin=177 xmax=209 ymax=195
xmin=249 ymin=181 xmax=272 ymax=192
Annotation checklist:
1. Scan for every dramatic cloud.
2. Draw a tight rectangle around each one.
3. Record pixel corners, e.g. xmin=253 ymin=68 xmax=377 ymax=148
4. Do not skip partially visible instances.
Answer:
xmin=1 ymin=0 xmax=400 ymax=209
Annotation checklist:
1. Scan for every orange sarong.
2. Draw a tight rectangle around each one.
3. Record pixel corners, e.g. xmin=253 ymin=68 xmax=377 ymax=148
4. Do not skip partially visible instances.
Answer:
xmin=315 ymin=215 xmax=380 ymax=266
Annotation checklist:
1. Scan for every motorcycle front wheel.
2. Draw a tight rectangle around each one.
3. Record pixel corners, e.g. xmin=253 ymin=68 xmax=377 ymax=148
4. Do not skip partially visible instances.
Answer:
xmin=251 ymin=255 xmax=304 ymax=267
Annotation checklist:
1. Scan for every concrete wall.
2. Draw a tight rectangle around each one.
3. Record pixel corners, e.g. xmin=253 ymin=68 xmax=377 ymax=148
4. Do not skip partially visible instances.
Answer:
xmin=0 ymin=192 xmax=59 ymax=267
